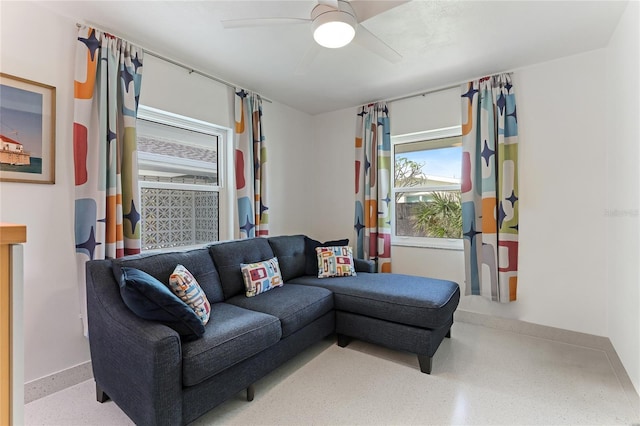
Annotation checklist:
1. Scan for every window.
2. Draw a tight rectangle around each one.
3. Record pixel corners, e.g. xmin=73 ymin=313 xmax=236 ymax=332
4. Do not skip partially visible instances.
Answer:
xmin=391 ymin=126 xmax=463 ymax=249
xmin=136 ymin=106 xmax=232 ymax=250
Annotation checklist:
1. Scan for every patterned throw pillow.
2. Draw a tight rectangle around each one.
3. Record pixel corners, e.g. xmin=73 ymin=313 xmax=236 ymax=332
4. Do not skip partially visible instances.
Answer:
xmin=316 ymin=246 xmax=357 ymax=278
xmin=240 ymin=257 xmax=284 ymax=297
xmin=303 ymin=237 xmax=349 ymax=276
xmin=169 ymin=264 xmax=211 ymax=325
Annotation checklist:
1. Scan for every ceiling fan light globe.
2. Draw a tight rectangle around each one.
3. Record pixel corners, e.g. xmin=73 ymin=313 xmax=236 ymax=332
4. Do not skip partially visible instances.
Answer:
xmin=312 ymin=10 xmax=356 ymax=49
xmin=314 ymin=21 xmax=355 ymax=48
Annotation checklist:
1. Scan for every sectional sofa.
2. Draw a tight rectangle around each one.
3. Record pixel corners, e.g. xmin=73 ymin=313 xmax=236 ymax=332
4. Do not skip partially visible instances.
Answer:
xmin=85 ymin=234 xmax=460 ymax=425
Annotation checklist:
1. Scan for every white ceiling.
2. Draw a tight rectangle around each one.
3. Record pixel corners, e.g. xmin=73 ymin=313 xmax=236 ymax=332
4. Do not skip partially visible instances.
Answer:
xmin=38 ymin=0 xmax=628 ymax=115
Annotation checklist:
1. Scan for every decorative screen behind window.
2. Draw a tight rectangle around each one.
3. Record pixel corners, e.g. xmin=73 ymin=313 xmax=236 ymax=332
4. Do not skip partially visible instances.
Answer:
xmin=140 ymin=189 xmax=219 ymax=250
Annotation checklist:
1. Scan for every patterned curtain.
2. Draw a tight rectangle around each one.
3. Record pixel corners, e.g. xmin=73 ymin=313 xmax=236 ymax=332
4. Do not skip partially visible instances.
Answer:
xmin=460 ymin=73 xmax=519 ymax=302
xmin=73 ymin=26 xmax=144 ymax=332
xmin=234 ymin=88 xmax=269 ymax=238
xmin=354 ymin=103 xmax=392 ymax=273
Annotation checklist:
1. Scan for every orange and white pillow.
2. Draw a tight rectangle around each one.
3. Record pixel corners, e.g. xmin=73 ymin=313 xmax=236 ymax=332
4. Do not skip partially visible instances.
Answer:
xmin=240 ymin=257 xmax=284 ymax=297
xmin=169 ymin=264 xmax=211 ymax=325
xmin=316 ymin=246 xmax=356 ymax=278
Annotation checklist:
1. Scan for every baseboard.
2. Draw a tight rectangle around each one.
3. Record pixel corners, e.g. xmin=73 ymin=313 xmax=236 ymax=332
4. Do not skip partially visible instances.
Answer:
xmin=24 ymin=361 xmax=93 ymax=404
xmin=454 ymin=310 xmax=640 ymax=415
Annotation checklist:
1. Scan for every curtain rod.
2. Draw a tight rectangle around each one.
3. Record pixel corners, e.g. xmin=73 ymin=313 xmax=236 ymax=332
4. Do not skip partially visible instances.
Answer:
xmin=75 ymin=23 xmax=273 ymax=104
xmin=372 ymin=71 xmax=515 ymax=105
xmin=382 ymin=83 xmax=460 ymax=104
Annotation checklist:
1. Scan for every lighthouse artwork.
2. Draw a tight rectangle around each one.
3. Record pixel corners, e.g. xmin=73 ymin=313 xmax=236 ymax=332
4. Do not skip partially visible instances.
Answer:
xmin=0 ymin=134 xmax=31 ymax=166
xmin=0 ymin=73 xmax=55 ymax=184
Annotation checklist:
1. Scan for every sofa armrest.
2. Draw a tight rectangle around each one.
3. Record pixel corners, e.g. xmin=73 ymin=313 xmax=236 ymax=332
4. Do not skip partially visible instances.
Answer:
xmin=86 ymin=260 xmax=183 ymax=426
xmin=354 ymin=258 xmax=376 ymax=273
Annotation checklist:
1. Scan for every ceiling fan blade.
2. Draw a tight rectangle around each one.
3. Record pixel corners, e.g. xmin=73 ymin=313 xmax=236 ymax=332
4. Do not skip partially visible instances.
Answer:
xmin=349 ymin=0 xmax=410 ymax=23
xmin=222 ymin=17 xmax=310 ymax=29
xmin=354 ymin=25 xmax=402 ymax=63
xmin=294 ymin=44 xmax=322 ymax=76
xmin=317 ymin=0 xmax=340 ymax=9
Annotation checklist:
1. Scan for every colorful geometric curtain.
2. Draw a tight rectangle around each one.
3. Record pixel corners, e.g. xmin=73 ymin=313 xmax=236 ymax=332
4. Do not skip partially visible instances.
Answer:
xmin=354 ymin=103 xmax=392 ymax=273
xmin=73 ymin=26 xmax=143 ymax=332
xmin=234 ymin=89 xmax=268 ymax=239
xmin=460 ymin=73 xmax=519 ymax=302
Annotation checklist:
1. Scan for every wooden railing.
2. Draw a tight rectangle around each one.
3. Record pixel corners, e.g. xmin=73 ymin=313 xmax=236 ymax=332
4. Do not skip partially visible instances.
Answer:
xmin=1 ymin=223 xmax=26 ymax=426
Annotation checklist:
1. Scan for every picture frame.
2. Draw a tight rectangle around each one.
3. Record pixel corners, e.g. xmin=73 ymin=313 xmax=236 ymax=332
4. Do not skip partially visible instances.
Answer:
xmin=0 ymin=73 xmax=56 ymax=184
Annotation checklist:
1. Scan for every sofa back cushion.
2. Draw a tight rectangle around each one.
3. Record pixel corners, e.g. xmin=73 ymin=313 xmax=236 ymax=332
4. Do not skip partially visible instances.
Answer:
xmin=208 ymin=238 xmax=275 ymax=299
xmin=112 ymin=248 xmax=225 ymax=303
xmin=267 ymin=235 xmax=306 ymax=281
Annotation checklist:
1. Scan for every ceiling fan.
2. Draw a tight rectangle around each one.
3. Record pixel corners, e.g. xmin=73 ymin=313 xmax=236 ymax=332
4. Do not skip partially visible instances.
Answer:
xmin=221 ymin=0 xmax=408 ymax=74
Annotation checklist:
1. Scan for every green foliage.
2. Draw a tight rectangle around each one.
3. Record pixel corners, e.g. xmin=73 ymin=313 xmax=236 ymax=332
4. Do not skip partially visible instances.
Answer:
xmin=415 ymin=191 xmax=462 ymax=238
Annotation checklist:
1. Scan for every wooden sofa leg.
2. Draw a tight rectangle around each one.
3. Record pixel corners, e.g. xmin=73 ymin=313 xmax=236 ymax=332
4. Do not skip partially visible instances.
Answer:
xmin=96 ymin=383 xmax=110 ymax=403
xmin=337 ymin=334 xmax=351 ymax=348
xmin=418 ymin=355 xmax=432 ymax=374
xmin=246 ymin=384 xmax=255 ymax=402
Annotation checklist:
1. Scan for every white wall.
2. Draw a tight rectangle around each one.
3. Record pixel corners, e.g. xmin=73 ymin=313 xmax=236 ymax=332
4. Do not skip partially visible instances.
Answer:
xmin=605 ymin=1 xmax=640 ymax=395
xmin=392 ymin=87 xmax=461 ymax=135
xmin=263 ymin=101 xmax=315 ymax=236
xmin=140 ymin=55 xmax=233 ymax=129
xmin=513 ymin=50 xmax=608 ymax=335
xmin=0 ymin=1 xmax=313 ymax=382
xmin=0 ymin=1 xmax=91 ymax=382
xmin=311 ymin=49 xmax=610 ymax=337
xmin=308 ymin=108 xmax=357 ymax=241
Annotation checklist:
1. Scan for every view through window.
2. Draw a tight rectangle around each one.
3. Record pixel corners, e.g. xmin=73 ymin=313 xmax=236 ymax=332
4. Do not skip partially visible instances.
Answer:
xmin=136 ymin=107 xmax=223 ymax=250
xmin=392 ymin=126 xmax=463 ymax=245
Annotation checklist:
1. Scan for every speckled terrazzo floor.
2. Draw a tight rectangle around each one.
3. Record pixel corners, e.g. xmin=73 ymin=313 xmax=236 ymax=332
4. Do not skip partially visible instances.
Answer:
xmin=24 ymin=322 xmax=640 ymax=425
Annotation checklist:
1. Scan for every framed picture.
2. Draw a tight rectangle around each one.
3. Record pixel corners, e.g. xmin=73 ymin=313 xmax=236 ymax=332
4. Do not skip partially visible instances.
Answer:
xmin=0 ymin=73 xmax=56 ymax=184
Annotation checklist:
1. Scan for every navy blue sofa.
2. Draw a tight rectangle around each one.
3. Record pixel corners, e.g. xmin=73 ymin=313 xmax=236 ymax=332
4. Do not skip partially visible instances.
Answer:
xmin=85 ymin=235 xmax=459 ymax=425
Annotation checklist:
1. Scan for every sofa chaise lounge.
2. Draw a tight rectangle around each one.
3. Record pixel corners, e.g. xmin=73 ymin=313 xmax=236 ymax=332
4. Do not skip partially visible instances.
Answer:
xmin=85 ymin=234 xmax=460 ymax=425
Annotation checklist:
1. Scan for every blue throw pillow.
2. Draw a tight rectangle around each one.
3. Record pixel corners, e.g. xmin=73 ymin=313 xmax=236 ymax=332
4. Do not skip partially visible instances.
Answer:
xmin=119 ymin=267 xmax=205 ymax=340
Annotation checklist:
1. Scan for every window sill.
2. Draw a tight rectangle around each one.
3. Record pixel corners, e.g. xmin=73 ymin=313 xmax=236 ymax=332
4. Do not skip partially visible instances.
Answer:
xmin=392 ymin=237 xmax=463 ymax=251
xmin=141 ymin=243 xmax=211 ymax=254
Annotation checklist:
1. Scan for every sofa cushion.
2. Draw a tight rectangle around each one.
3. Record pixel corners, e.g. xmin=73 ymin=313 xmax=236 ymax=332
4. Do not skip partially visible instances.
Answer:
xmin=209 ymin=238 xmax=275 ymax=299
xmin=181 ymin=303 xmax=281 ymax=387
xmin=303 ymin=236 xmax=349 ymax=276
xmin=169 ymin=264 xmax=211 ymax=325
xmin=118 ymin=267 xmax=205 ymax=340
xmin=316 ymin=246 xmax=357 ymax=278
xmin=267 ymin=235 xmax=306 ymax=281
xmin=226 ymin=284 xmax=333 ymax=338
xmin=241 ymin=257 xmax=284 ymax=297
xmin=112 ymin=248 xmax=224 ymax=303
xmin=353 ymin=258 xmax=376 ymax=273
xmin=288 ymin=273 xmax=460 ymax=330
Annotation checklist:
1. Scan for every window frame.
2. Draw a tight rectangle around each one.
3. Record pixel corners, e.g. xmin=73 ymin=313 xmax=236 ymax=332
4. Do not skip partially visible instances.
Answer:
xmin=391 ymin=125 xmax=464 ymax=251
xmin=136 ymin=105 xmax=234 ymax=249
